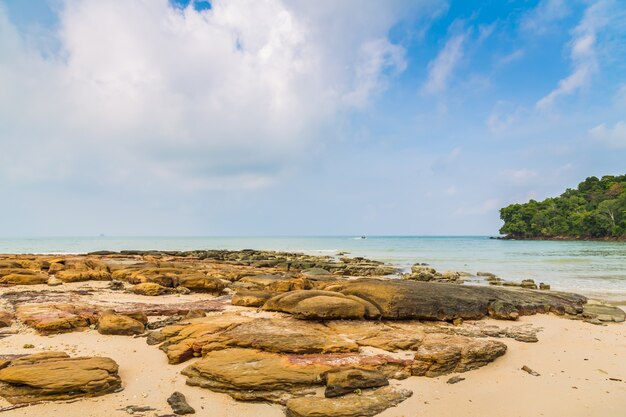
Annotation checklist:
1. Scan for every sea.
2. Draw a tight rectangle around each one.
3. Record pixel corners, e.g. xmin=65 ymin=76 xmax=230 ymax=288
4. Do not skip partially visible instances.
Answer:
xmin=1 ymin=236 xmax=625 ymax=302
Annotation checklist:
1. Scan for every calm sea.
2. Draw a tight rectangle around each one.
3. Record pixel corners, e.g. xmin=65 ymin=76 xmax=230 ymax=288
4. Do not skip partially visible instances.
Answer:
xmin=1 ymin=236 xmax=625 ymax=302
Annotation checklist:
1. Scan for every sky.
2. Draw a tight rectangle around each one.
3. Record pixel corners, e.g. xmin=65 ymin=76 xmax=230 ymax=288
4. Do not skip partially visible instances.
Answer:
xmin=0 ymin=0 xmax=625 ymax=236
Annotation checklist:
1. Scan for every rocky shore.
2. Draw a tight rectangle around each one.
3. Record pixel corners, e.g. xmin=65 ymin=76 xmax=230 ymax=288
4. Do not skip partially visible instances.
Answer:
xmin=0 ymin=250 xmax=624 ymax=416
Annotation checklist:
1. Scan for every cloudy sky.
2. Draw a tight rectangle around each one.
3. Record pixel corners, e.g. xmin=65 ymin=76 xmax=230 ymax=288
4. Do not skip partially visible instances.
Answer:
xmin=1 ymin=0 xmax=625 ymax=236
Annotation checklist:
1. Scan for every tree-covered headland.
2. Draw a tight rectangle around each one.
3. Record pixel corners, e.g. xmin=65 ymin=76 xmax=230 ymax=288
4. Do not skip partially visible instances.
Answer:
xmin=499 ymin=175 xmax=626 ymax=240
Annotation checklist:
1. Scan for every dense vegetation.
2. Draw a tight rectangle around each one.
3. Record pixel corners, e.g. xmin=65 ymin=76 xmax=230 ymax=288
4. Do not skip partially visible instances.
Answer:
xmin=499 ymin=175 xmax=626 ymax=240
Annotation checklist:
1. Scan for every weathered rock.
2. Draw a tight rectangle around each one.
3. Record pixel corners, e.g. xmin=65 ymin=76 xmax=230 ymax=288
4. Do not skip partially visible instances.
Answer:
xmin=175 ymin=274 xmax=228 ymax=294
xmin=167 ymin=391 xmax=195 ymax=415
xmin=0 ymin=273 xmax=48 ymax=285
xmin=231 ymin=290 xmax=277 ymax=307
xmin=195 ymin=318 xmax=359 ymax=355
xmin=325 ymin=321 xmax=422 ymax=351
xmin=0 ymin=311 xmax=13 ymax=328
xmin=521 ymin=279 xmax=537 ymax=289
xmin=182 ymin=349 xmax=412 ymax=404
xmin=16 ymin=303 xmax=100 ymax=334
xmin=285 ymin=386 xmax=412 ymax=417
xmin=263 ymin=290 xmax=381 ymax=320
xmin=488 ymin=300 xmax=520 ymax=320
xmin=46 ymin=276 xmax=63 ymax=286
xmin=319 ymin=279 xmax=585 ymax=321
xmin=0 ymin=352 xmax=121 ymax=404
xmin=98 ymin=310 xmax=145 ymax=336
xmin=324 ymin=369 xmax=388 ymax=398
xmin=131 ymin=282 xmax=172 ymax=296
xmin=147 ymin=331 xmax=166 ymax=345
xmin=539 ymin=283 xmax=551 ymax=290
xmin=582 ymin=302 xmax=625 ymax=323
xmin=54 ymin=270 xmax=111 ymax=283
xmin=411 ymin=334 xmax=507 ymax=377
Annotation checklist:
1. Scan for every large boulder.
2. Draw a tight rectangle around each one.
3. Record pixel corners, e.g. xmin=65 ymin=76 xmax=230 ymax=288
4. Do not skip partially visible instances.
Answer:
xmin=231 ymin=290 xmax=278 ymax=307
xmin=285 ymin=386 xmax=412 ymax=417
xmin=131 ymin=282 xmax=172 ymax=296
xmin=0 ymin=352 xmax=121 ymax=404
xmin=297 ymin=279 xmax=587 ymax=321
xmin=175 ymin=274 xmax=228 ymax=294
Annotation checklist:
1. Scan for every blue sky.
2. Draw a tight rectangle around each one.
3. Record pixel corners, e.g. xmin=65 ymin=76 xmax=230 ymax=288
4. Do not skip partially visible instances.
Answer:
xmin=0 ymin=0 xmax=625 ymax=236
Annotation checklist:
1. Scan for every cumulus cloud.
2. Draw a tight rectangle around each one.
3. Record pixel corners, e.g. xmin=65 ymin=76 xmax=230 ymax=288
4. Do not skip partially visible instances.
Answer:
xmin=536 ymin=1 xmax=608 ymax=110
xmin=589 ymin=121 xmax=626 ymax=148
xmin=421 ymin=33 xmax=465 ymax=95
xmin=0 ymin=0 xmax=437 ymax=190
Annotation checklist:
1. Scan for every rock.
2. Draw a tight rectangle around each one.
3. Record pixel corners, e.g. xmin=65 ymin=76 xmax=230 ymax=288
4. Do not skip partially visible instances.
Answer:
xmin=446 ymin=376 xmax=465 ymax=384
xmin=324 ymin=369 xmax=388 ymax=398
xmin=184 ymin=309 xmax=205 ymax=319
xmin=285 ymin=386 xmax=412 ymax=417
xmin=476 ymin=272 xmax=496 ymax=277
xmin=175 ymin=275 xmax=228 ymax=294
xmin=131 ymin=282 xmax=172 ymax=296
xmin=231 ymin=290 xmax=277 ymax=307
xmin=308 ymin=279 xmax=586 ymax=321
xmin=539 ymin=283 xmax=551 ymax=290
xmin=55 ymin=270 xmax=111 ymax=283
xmin=0 ymin=352 xmax=121 ymax=404
xmin=194 ymin=318 xmax=359 ymax=355
xmin=175 ymin=286 xmax=191 ymax=294
xmin=0 ymin=311 xmax=13 ymax=328
xmin=263 ymin=290 xmax=381 ymax=320
xmin=488 ymin=301 xmax=519 ymax=320
xmin=146 ymin=331 xmax=166 ymax=345
xmin=98 ymin=310 xmax=145 ymax=336
xmin=182 ymin=348 xmax=412 ymax=404
xmin=0 ymin=273 xmax=49 ymax=285
xmin=521 ymin=279 xmax=537 ymax=289
xmin=582 ymin=302 xmax=626 ymax=323
xmin=324 ymin=321 xmax=422 ymax=351
xmin=47 ymin=277 xmax=63 ymax=286
xmin=167 ymin=391 xmax=195 ymax=415
xmin=236 ymin=274 xmax=310 ymax=292
xmin=411 ymin=334 xmax=507 ymax=377
xmin=16 ymin=303 xmax=100 ymax=334
xmin=521 ymin=365 xmax=540 ymax=376
xmin=108 ymin=280 xmax=125 ymax=290
xmin=301 ymin=268 xmax=332 ymax=277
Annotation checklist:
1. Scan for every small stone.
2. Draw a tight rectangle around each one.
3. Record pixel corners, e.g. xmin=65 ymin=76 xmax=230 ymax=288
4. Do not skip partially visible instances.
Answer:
xmin=47 ymin=277 xmax=63 ymax=287
xmin=446 ymin=376 xmax=465 ymax=384
xmin=539 ymin=283 xmax=550 ymax=290
xmin=521 ymin=365 xmax=540 ymax=376
xmin=23 ymin=344 xmax=35 ymax=349
xmin=167 ymin=391 xmax=195 ymax=415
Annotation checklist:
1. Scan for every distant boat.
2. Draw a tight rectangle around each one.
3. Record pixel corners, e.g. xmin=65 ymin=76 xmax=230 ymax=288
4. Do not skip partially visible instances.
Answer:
xmin=360 ymin=236 xmax=367 ymax=239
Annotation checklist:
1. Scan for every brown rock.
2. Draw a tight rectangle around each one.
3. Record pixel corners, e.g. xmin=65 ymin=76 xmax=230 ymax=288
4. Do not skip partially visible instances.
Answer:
xmin=98 ymin=311 xmax=145 ymax=336
xmin=324 ymin=369 xmax=388 ymax=398
xmin=0 ymin=311 xmax=13 ymax=328
xmin=0 ymin=352 xmax=121 ymax=404
xmin=285 ymin=386 xmax=412 ymax=417
xmin=263 ymin=290 xmax=380 ymax=320
xmin=131 ymin=282 xmax=172 ymax=296
xmin=55 ymin=270 xmax=111 ymax=283
xmin=175 ymin=274 xmax=228 ymax=294
xmin=16 ymin=303 xmax=100 ymax=334
xmin=231 ymin=290 xmax=277 ymax=307
xmin=0 ymin=273 xmax=49 ymax=285
xmin=411 ymin=334 xmax=507 ymax=377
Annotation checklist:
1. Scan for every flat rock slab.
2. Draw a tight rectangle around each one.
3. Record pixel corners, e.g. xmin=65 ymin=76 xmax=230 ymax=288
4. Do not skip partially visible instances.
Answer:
xmin=182 ymin=348 xmax=412 ymax=404
xmin=285 ymin=386 xmax=413 ymax=417
xmin=266 ymin=279 xmax=587 ymax=321
xmin=0 ymin=352 xmax=121 ymax=404
xmin=16 ymin=303 xmax=100 ymax=334
xmin=582 ymin=303 xmax=626 ymax=323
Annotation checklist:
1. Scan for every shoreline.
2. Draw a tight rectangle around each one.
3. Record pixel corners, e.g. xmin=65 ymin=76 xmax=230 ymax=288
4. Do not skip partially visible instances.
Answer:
xmin=497 ymin=235 xmax=626 ymax=242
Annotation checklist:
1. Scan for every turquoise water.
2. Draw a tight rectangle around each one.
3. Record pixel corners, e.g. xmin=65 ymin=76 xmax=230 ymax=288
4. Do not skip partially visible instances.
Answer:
xmin=1 ymin=236 xmax=625 ymax=301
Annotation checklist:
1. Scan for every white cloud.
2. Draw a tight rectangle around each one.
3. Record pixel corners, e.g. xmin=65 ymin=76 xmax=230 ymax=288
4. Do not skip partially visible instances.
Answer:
xmin=421 ymin=33 xmax=465 ymax=95
xmin=487 ymin=101 xmax=522 ymax=134
xmin=498 ymin=48 xmax=525 ymax=65
xmin=521 ymin=0 xmax=570 ymax=34
xmin=0 ymin=0 xmax=437 ymax=190
xmin=589 ymin=121 xmax=626 ymax=148
xmin=501 ymin=169 xmax=539 ymax=186
xmin=536 ymin=1 xmax=608 ymax=110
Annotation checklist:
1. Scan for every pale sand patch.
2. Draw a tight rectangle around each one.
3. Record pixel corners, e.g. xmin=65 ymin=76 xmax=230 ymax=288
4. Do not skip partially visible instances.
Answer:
xmin=0 ymin=311 xmax=623 ymax=416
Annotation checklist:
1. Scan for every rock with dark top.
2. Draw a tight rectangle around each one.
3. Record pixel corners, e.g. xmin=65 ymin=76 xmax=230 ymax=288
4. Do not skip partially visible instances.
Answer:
xmin=269 ymin=278 xmax=586 ymax=321
xmin=324 ymin=369 xmax=388 ymax=398
xmin=167 ymin=391 xmax=195 ymax=415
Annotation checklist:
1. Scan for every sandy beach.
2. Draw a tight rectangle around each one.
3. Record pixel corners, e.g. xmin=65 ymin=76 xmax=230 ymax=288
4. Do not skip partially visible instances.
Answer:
xmin=0 ymin=252 xmax=624 ymax=417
